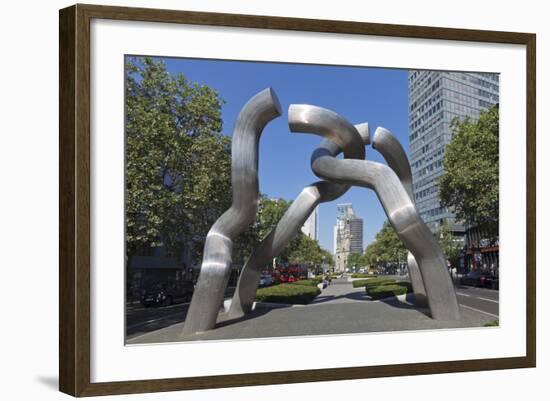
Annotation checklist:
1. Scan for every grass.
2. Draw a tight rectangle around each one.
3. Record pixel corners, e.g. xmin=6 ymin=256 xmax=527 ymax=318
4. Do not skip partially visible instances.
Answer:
xmin=351 ymin=273 xmax=377 ymax=278
xmin=483 ymin=319 xmax=499 ymax=327
xmin=256 ymin=283 xmax=321 ymax=304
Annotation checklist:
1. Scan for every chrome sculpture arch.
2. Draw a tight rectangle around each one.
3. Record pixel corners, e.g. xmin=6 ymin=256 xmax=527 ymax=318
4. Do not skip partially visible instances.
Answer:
xmin=183 ymin=92 xmax=461 ymax=336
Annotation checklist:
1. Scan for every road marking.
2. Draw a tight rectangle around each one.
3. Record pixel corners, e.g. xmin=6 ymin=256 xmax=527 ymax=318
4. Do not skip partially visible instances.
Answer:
xmin=459 ymin=304 xmax=499 ymax=318
xmin=456 ymin=292 xmax=471 ymax=297
xmin=126 ymin=313 xmax=184 ymax=330
xmin=475 ymin=296 xmax=499 ymax=303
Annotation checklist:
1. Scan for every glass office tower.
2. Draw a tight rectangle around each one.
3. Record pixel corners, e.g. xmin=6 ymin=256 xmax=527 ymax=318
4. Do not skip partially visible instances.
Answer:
xmin=408 ymin=70 xmax=499 ymax=234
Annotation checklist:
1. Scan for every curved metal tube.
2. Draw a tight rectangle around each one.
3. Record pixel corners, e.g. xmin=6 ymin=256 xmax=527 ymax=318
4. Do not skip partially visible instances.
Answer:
xmin=372 ymin=127 xmax=413 ymax=200
xmin=290 ymin=105 xmax=365 ymax=160
xmin=290 ymin=106 xmax=460 ymax=321
xmin=182 ymin=88 xmax=282 ymax=335
xmin=372 ymin=127 xmax=427 ymax=305
xmin=227 ymin=121 xmax=369 ymax=319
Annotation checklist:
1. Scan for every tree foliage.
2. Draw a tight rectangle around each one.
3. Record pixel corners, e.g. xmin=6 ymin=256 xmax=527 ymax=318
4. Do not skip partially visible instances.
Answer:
xmin=234 ymin=197 xmax=292 ymax=263
xmin=362 ymin=221 xmax=407 ymax=266
xmin=125 ymin=56 xmax=231 ymax=255
xmin=287 ymin=234 xmax=333 ymax=268
xmin=234 ymin=196 xmax=333 ymax=268
xmin=436 ymin=221 xmax=462 ymax=265
xmin=439 ymin=106 xmax=499 ymax=237
xmin=346 ymin=253 xmax=364 ymax=268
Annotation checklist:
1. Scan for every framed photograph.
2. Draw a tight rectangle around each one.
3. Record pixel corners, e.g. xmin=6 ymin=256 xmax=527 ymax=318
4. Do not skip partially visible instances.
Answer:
xmin=59 ymin=3 xmax=536 ymax=397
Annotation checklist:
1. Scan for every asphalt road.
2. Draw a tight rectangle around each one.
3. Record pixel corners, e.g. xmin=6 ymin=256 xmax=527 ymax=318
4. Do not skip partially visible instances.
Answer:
xmin=454 ymin=284 xmax=499 ymax=318
xmin=126 ymin=286 xmax=235 ymax=339
xmin=126 ymin=302 xmax=191 ymax=339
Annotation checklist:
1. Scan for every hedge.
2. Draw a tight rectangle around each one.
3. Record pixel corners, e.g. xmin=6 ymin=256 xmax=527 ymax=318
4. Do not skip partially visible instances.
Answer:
xmin=367 ymin=284 xmax=409 ymax=299
xmin=366 ymin=281 xmax=413 ymax=299
xmin=351 ymin=273 xmax=377 ymax=278
xmin=256 ymin=283 xmax=321 ymax=304
xmin=352 ymin=278 xmax=394 ymax=288
xmin=288 ymin=278 xmax=323 ymax=287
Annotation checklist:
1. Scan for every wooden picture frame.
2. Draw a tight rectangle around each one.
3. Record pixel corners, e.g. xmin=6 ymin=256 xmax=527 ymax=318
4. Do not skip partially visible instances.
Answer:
xmin=59 ymin=3 xmax=536 ymax=397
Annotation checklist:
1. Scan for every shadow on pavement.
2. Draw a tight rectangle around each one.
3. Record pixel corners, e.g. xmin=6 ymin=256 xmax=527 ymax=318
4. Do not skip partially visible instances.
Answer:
xmin=215 ymin=307 xmax=276 ymax=329
xmin=378 ymin=294 xmax=432 ymax=317
xmin=126 ymin=303 xmax=191 ymax=337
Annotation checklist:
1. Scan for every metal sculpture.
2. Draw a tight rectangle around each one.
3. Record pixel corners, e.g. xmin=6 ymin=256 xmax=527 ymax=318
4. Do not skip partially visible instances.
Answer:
xmin=371 ymin=127 xmax=427 ymax=305
xmin=183 ymin=92 xmax=461 ymax=336
xmin=289 ymin=104 xmax=461 ymax=321
xmin=182 ymin=88 xmax=282 ymax=335
xmin=227 ymin=122 xmax=370 ymax=319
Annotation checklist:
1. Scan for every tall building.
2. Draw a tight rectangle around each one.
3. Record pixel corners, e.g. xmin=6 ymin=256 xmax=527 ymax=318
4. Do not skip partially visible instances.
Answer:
xmin=349 ymin=218 xmax=364 ymax=254
xmin=408 ymin=70 xmax=499 ymax=234
xmin=301 ymin=205 xmax=319 ymax=241
xmin=333 ymin=203 xmax=363 ymax=272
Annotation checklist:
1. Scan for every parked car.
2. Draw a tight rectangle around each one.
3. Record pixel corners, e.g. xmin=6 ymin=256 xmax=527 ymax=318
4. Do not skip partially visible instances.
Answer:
xmin=259 ymin=274 xmax=274 ymax=287
xmin=460 ymin=271 xmax=498 ymax=289
xmin=140 ymin=281 xmax=194 ymax=307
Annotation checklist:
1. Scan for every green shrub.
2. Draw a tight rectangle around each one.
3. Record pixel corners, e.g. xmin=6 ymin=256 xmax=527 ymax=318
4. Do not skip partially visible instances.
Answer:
xmin=367 ymin=283 xmax=410 ymax=299
xmin=351 ymin=273 xmax=377 ymax=278
xmin=289 ymin=278 xmax=322 ymax=287
xmin=352 ymin=279 xmax=370 ymax=288
xmin=483 ymin=319 xmax=499 ymax=327
xmin=352 ymin=278 xmax=394 ymax=288
xmin=365 ymin=279 xmax=403 ymax=289
xmin=256 ymin=284 xmax=321 ymax=304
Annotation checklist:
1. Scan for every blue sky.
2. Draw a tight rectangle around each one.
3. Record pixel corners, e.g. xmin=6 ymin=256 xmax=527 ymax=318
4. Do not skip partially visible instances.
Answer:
xmin=160 ymin=57 xmax=410 ymax=253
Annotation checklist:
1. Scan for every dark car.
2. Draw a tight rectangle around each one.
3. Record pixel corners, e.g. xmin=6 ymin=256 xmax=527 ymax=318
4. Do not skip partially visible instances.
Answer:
xmin=460 ymin=271 xmax=498 ymax=289
xmin=140 ymin=281 xmax=194 ymax=307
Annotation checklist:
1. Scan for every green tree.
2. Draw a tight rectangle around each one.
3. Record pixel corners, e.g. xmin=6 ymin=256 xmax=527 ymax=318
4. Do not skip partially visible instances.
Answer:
xmin=319 ymin=248 xmax=334 ymax=267
xmin=363 ymin=221 xmax=407 ymax=265
xmin=234 ymin=196 xmax=292 ymax=264
xmin=284 ymin=233 xmax=332 ymax=269
xmin=437 ymin=221 xmax=462 ymax=265
xmin=439 ymin=106 xmax=499 ymax=237
xmin=346 ymin=252 xmax=364 ymax=269
xmin=125 ymin=56 xmax=231 ymax=258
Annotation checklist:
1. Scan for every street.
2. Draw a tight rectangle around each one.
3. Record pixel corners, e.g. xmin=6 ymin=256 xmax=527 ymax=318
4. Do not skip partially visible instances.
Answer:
xmin=454 ymin=284 xmax=499 ymax=318
xmin=126 ymin=286 xmax=235 ymax=340
xmin=126 ymin=302 xmax=190 ymax=339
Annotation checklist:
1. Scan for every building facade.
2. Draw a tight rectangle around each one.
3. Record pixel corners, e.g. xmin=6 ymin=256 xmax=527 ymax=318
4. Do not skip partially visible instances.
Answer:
xmin=301 ymin=205 xmax=319 ymax=241
xmin=333 ymin=203 xmax=364 ymax=272
xmin=349 ymin=218 xmax=364 ymax=254
xmin=408 ymin=70 xmax=499 ymax=234
xmin=460 ymin=225 xmax=499 ymax=275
